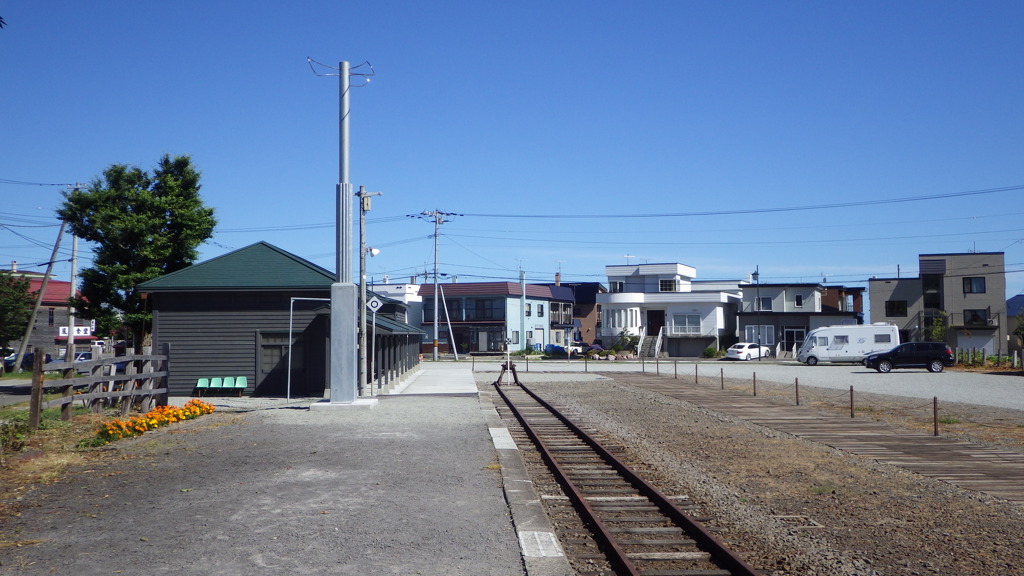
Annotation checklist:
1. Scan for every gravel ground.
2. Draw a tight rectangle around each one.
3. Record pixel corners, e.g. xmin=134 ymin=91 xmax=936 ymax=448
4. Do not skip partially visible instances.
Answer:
xmin=515 ymin=374 xmax=1024 ymax=576
xmin=492 ymin=358 xmax=1024 ymax=411
xmin=0 ymin=396 xmax=524 ymax=576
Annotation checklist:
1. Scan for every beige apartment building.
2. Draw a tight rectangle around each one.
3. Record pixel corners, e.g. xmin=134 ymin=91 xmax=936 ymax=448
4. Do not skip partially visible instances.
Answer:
xmin=869 ymin=252 xmax=1006 ymax=354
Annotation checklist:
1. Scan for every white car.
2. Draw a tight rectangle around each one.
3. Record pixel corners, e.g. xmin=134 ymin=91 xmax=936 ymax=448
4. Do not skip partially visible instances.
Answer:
xmin=726 ymin=342 xmax=772 ymax=360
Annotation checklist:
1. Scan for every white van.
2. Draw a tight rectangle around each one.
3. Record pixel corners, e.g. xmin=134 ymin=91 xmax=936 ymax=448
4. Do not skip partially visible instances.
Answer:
xmin=797 ymin=323 xmax=899 ymax=366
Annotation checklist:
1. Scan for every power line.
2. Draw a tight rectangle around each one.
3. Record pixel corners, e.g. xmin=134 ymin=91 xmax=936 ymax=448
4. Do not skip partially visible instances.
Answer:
xmin=460 ymin=184 xmax=1024 ymax=219
xmin=440 ymin=227 xmax=1024 ymax=248
xmin=216 ymin=214 xmax=409 ymax=234
xmin=450 ymin=210 xmax=1024 ymax=237
xmin=0 ymin=178 xmax=75 ymax=187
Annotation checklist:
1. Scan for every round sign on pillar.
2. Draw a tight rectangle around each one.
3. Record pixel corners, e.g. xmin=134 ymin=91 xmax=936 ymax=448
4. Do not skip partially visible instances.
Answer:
xmin=366 ymin=296 xmax=383 ymax=313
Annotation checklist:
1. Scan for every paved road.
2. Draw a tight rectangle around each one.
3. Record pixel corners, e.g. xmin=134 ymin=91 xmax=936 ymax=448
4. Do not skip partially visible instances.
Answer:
xmin=473 ymin=358 xmax=1024 ymax=411
xmin=6 ymin=359 xmax=1022 ymax=411
xmin=0 ymin=378 xmax=32 ymax=408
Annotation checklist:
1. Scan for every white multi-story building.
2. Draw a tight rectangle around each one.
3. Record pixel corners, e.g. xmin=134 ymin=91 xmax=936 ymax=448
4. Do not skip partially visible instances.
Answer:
xmin=596 ymin=263 xmax=742 ymax=357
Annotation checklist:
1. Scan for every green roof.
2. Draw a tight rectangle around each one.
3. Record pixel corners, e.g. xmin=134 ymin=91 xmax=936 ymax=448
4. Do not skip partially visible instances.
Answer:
xmin=138 ymin=242 xmax=336 ymax=291
xmin=373 ymin=315 xmax=426 ymax=335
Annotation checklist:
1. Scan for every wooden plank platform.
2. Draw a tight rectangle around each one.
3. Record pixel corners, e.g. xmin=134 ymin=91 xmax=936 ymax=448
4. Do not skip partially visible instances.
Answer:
xmin=628 ymin=378 xmax=1024 ymax=505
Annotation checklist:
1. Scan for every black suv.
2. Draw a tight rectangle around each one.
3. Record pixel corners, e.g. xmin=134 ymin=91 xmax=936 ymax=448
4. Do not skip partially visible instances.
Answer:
xmin=863 ymin=342 xmax=954 ymax=373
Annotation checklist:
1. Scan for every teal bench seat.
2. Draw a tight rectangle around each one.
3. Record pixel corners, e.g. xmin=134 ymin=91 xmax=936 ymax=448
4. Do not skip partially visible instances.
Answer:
xmin=193 ymin=376 xmax=248 ymax=397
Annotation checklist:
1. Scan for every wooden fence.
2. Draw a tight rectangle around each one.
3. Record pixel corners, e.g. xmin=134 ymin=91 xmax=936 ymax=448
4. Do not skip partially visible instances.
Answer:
xmin=28 ymin=344 xmax=169 ymax=430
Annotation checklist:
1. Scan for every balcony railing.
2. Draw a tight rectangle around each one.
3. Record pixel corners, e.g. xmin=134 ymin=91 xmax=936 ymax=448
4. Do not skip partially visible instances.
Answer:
xmin=665 ymin=325 xmax=704 ymax=337
xmin=549 ymin=312 xmax=574 ymax=325
xmin=948 ymin=311 xmax=997 ymax=328
xmin=423 ymin=310 xmax=505 ymax=322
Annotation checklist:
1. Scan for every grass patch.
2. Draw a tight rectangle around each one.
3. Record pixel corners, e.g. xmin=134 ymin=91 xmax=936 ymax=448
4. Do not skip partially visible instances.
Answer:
xmin=0 ymin=406 xmax=107 ymax=526
xmin=810 ymin=483 xmax=838 ymax=495
xmin=1 ymin=403 xmax=92 ymax=454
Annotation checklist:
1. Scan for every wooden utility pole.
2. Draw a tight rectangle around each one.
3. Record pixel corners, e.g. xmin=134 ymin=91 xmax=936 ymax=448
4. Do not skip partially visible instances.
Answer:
xmin=28 ymin=348 xmax=44 ymax=429
xmin=13 ymin=221 xmax=65 ymax=372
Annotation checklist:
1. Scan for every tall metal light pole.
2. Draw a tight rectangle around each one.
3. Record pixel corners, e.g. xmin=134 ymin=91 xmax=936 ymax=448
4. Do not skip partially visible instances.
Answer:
xmin=330 ymin=60 xmax=357 ymax=403
xmin=753 ymin=266 xmax=761 ymax=361
xmin=308 ymin=58 xmax=375 ymax=406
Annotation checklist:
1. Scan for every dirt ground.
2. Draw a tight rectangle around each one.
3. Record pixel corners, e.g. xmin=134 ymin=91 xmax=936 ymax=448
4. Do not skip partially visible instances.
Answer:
xmin=2 ymin=369 xmax=1024 ymax=575
xmin=0 ymin=397 xmax=525 ymax=576
xmin=527 ymin=373 xmax=1024 ymax=576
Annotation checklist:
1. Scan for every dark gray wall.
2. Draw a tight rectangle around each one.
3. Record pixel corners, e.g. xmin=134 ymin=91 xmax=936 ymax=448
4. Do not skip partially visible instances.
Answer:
xmin=151 ymin=290 xmax=330 ymax=397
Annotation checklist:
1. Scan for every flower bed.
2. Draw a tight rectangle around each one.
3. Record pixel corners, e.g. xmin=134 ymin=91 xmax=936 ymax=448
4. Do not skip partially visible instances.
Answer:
xmin=85 ymin=399 xmax=216 ymax=446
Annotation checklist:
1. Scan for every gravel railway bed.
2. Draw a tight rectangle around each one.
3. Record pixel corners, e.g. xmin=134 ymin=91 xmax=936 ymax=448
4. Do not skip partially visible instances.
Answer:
xmin=494 ymin=379 xmax=760 ymax=575
xmin=486 ymin=371 xmax=1024 ymax=576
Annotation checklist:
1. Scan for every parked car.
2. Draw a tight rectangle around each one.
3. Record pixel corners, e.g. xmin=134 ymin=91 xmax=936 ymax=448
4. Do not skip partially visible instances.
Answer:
xmin=3 ymin=352 xmax=53 ymax=372
xmin=565 ymin=342 xmax=592 ymax=355
xmin=726 ymin=342 xmax=772 ymax=360
xmin=544 ymin=344 xmax=567 ymax=356
xmin=863 ymin=342 xmax=954 ymax=373
xmin=43 ymin=351 xmax=93 ymax=372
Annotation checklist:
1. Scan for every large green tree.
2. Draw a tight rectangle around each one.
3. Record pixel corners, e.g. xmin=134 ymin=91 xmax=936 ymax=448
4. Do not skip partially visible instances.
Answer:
xmin=57 ymin=154 xmax=216 ymax=350
xmin=0 ymin=272 xmax=34 ymax=352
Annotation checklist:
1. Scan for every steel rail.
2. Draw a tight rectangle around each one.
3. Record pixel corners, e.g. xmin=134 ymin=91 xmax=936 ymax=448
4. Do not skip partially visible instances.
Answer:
xmin=494 ymin=380 xmax=762 ymax=576
xmin=494 ymin=381 xmax=641 ymax=575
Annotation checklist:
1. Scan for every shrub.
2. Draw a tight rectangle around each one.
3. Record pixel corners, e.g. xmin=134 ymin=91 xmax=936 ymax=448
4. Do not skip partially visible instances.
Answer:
xmin=614 ymin=329 xmax=640 ymax=353
xmin=702 ymin=346 xmax=722 ymax=358
xmin=0 ymin=415 xmax=29 ymax=453
xmin=510 ymin=348 xmax=542 ymax=357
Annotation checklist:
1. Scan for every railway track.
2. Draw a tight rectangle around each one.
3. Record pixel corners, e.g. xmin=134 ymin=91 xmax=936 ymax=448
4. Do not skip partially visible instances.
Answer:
xmin=493 ymin=373 xmax=762 ymax=576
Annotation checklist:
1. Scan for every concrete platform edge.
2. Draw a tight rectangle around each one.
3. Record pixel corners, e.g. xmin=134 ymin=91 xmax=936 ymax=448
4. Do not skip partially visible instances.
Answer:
xmin=479 ymin=387 xmax=574 ymax=576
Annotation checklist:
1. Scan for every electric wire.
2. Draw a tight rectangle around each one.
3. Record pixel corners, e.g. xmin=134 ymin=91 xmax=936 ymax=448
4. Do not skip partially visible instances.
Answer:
xmin=0 ymin=178 xmax=74 ymax=187
xmin=460 ymin=184 xmax=1024 ymax=219
xmin=439 ymin=227 xmax=1024 ymax=248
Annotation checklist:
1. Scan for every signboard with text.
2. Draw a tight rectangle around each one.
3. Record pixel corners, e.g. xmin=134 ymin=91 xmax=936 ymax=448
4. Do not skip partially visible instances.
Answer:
xmin=58 ymin=326 xmax=93 ymax=337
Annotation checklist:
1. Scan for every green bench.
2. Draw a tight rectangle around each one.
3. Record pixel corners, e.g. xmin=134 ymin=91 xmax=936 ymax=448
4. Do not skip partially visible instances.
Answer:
xmin=194 ymin=376 xmax=248 ymax=397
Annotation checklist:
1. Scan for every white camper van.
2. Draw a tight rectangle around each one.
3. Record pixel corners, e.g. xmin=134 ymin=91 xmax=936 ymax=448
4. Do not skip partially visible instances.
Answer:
xmin=797 ymin=323 xmax=900 ymax=366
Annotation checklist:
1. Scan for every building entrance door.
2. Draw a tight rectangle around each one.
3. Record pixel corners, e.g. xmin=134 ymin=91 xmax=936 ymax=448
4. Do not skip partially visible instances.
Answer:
xmin=782 ymin=328 xmax=806 ymax=355
xmin=259 ymin=332 xmax=305 ymax=396
xmin=646 ymin=310 xmax=665 ymax=336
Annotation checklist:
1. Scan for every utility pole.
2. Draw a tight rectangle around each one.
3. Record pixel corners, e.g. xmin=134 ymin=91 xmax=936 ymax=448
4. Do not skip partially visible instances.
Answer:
xmin=357 ymin=186 xmax=381 ymax=397
xmin=329 ymin=60 xmax=357 ymax=404
xmin=753 ymin=266 xmax=761 ymax=361
xmin=308 ymin=58 xmax=374 ymax=406
xmin=64 ymin=234 xmax=78 ymax=362
xmin=14 ymin=221 xmax=65 ymax=371
xmin=412 ymin=210 xmax=458 ymax=360
xmin=520 ymin=267 xmax=527 ymax=352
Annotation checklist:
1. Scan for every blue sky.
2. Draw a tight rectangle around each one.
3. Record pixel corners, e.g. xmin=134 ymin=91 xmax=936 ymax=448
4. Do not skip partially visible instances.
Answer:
xmin=2 ymin=1 xmax=1023 ymax=317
